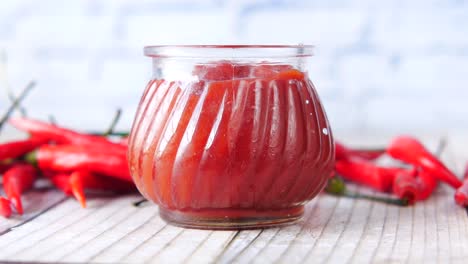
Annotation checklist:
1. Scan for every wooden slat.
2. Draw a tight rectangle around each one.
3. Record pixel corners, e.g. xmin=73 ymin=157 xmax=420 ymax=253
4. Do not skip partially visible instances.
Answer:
xmin=37 ymin=196 xmax=140 ymax=263
xmin=388 ymin=198 xmax=414 ymax=262
xmin=276 ymin=195 xmax=338 ymax=263
xmin=121 ymin=223 xmax=184 ymax=262
xmin=234 ymin=197 xmax=322 ymax=263
xmin=325 ymin=188 xmax=373 ymax=263
xmin=0 ymin=189 xmax=66 ymax=234
xmin=231 ymin=228 xmax=279 ymax=263
xmin=149 ymin=229 xmax=214 ymax=263
xmin=370 ymin=200 xmax=400 ymax=262
xmin=56 ymin=201 xmax=156 ymax=262
xmin=406 ymin=202 xmax=425 ymax=262
xmin=349 ymin=200 xmax=388 ymax=263
xmin=91 ymin=209 xmax=165 ymax=263
xmin=435 ymin=189 xmax=452 ymax=262
xmin=0 ymin=197 xmax=115 ymax=261
xmin=302 ymin=195 xmax=357 ymax=262
xmin=215 ymin=229 xmax=263 ymax=263
xmin=423 ymin=196 xmax=440 ymax=262
xmin=185 ymin=231 xmax=237 ymax=263
xmin=442 ymin=145 xmax=468 ymax=262
xmin=0 ymin=197 xmax=85 ymax=251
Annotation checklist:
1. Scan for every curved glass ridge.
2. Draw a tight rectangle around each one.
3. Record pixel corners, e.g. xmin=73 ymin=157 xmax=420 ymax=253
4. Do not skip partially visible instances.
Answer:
xmin=128 ymin=77 xmax=334 ymax=210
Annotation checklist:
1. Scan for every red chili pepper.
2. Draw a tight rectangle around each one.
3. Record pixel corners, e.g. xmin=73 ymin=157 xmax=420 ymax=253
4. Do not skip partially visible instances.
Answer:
xmin=335 ymin=143 xmax=349 ymax=160
xmin=119 ymin=136 xmax=129 ymax=146
xmin=0 ymin=137 xmax=48 ymax=161
xmin=9 ymin=118 xmax=126 ymax=154
xmin=49 ymin=172 xmax=86 ymax=207
xmin=0 ymin=196 xmax=12 ymax=218
xmin=27 ymin=144 xmax=132 ymax=181
xmin=49 ymin=171 xmax=135 ymax=208
xmin=69 ymin=171 xmax=86 ymax=208
xmin=392 ymin=169 xmax=418 ymax=205
xmin=387 ymin=136 xmax=462 ymax=188
xmin=335 ymin=141 xmax=385 ymax=161
xmin=415 ymin=170 xmax=438 ymax=200
xmin=0 ymin=162 xmax=12 ymax=174
xmin=49 ymin=173 xmax=72 ymax=193
xmin=72 ymin=171 xmax=136 ymax=193
xmin=2 ymin=163 xmax=37 ymax=214
xmin=335 ymin=159 xmax=404 ymax=192
xmin=454 ymin=163 xmax=468 ymax=206
xmin=454 ymin=180 xmax=468 ymax=206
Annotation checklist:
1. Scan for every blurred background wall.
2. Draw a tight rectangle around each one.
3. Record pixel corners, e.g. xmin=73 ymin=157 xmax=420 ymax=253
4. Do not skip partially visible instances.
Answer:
xmin=0 ymin=0 xmax=467 ymax=138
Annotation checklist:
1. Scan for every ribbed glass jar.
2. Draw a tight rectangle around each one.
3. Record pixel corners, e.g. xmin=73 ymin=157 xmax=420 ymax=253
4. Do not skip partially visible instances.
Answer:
xmin=127 ymin=45 xmax=335 ymax=229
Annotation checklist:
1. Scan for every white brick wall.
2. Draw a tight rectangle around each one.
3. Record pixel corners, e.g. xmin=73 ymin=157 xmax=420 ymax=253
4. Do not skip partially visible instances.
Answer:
xmin=0 ymin=0 xmax=467 ymax=135
xmin=242 ymin=9 xmax=366 ymax=48
xmin=370 ymin=7 xmax=468 ymax=53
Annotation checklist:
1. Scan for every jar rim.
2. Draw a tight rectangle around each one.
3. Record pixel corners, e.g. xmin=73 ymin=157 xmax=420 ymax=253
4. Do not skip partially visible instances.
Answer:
xmin=144 ymin=45 xmax=314 ymax=58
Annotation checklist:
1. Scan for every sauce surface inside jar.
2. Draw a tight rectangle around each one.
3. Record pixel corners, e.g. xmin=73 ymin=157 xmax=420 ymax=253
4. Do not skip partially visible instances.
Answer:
xmin=128 ymin=61 xmax=334 ymax=229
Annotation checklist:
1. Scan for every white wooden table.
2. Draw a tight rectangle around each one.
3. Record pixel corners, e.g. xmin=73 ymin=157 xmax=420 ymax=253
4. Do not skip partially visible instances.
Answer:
xmin=1 ymin=136 xmax=468 ymax=263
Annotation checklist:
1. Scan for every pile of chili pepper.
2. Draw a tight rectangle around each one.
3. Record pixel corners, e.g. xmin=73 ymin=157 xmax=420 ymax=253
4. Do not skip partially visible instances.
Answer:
xmin=328 ymin=137 xmax=465 ymax=207
xmin=0 ymin=117 xmax=136 ymax=218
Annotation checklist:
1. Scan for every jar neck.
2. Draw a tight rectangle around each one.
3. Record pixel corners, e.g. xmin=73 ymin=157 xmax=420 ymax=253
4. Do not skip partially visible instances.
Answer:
xmin=145 ymin=45 xmax=313 ymax=80
xmin=151 ymin=57 xmax=310 ymax=81
xmin=144 ymin=45 xmax=314 ymax=59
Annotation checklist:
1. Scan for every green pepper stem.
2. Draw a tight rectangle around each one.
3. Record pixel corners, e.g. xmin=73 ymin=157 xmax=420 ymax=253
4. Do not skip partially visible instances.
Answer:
xmin=48 ymin=115 xmax=57 ymax=125
xmin=342 ymin=191 xmax=409 ymax=206
xmin=7 ymin=91 xmax=27 ymax=117
xmin=24 ymin=150 xmax=38 ymax=167
xmin=435 ymin=137 xmax=446 ymax=157
xmin=133 ymin=198 xmax=148 ymax=207
xmin=0 ymin=81 xmax=35 ymax=131
xmin=103 ymin=108 xmax=122 ymax=137
xmin=89 ymin=131 xmax=129 ymax=137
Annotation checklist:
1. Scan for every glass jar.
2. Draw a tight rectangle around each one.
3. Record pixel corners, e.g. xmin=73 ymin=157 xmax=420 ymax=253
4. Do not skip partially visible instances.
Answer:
xmin=128 ymin=45 xmax=335 ymax=230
